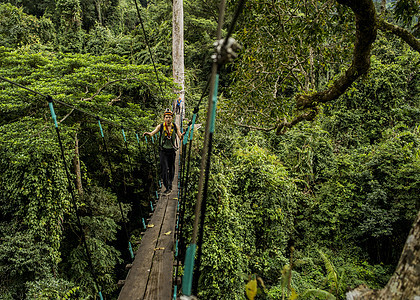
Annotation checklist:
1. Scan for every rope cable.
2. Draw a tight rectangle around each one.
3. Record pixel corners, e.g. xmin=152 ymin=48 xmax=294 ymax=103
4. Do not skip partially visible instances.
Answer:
xmin=177 ymin=112 xmax=197 ymax=257
xmin=0 ymin=76 xmax=128 ymax=129
xmin=133 ymin=0 xmax=165 ymax=99
xmin=144 ymin=135 xmax=160 ymax=198
xmin=174 ymin=112 xmax=197 ymax=287
xmin=192 ymin=74 xmax=220 ymax=295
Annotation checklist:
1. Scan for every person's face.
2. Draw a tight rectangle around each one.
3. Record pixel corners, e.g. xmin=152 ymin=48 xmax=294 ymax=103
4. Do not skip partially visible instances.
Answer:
xmin=164 ymin=114 xmax=172 ymax=124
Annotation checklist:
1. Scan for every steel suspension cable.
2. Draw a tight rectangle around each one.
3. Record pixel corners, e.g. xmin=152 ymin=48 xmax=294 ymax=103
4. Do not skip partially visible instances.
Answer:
xmin=173 ymin=111 xmax=198 ymax=295
xmin=177 ymin=110 xmax=198 ymax=258
xmin=192 ymin=0 xmax=246 ymax=292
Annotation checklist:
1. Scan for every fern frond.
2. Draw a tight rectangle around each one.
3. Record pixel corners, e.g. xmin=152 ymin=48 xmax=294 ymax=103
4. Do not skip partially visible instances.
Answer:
xmin=318 ymin=250 xmax=338 ymax=291
xmin=337 ymin=269 xmax=347 ymax=293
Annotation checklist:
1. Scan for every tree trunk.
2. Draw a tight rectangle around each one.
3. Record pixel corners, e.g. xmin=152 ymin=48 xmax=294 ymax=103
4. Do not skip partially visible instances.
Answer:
xmin=172 ymin=0 xmax=185 ymax=113
xmin=96 ymin=0 xmax=103 ymax=26
xmin=347 ymin=210 xmax=420 ymax=300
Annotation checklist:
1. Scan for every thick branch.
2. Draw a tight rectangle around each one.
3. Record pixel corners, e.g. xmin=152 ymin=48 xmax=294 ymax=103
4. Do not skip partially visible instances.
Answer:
xmin=378 ymin=19 xmax=420 ymax=53
xmin=295 ymin=0 xmax=377 ymax=111
xmin=276 ymin=108 xmax=318 ymax=135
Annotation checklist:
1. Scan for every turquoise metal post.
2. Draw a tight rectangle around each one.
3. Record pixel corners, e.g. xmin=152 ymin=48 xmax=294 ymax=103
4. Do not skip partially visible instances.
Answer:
xmin=189 ymin=114 xmax=197 ymax=141
xmin=48 ymin=102 xmax=58 ymax=128
xmin=210 ymin=75 xmax=219 ymax=133
xmin=128 ymin=242 xmax=134 ymax=260
xmin=181 ymin=244 xmax=197 ymax=295
xmin=98 ymin=119 xmax=104 ymax=138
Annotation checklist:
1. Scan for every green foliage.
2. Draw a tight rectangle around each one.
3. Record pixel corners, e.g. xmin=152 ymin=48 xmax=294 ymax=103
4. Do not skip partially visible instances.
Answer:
xmin=318 ymin=250 xmax=345 ymax=297
xmin=261 ymin=249 xmax=337 ymax=300
xmin=25 ymin=277 xmax=79 ymax=300
xmin=392 ymin=0 xmax=420 ymax=28
xmin=0 ymin=231 xmax=56 ymax=299
xmin=225 ymin=0 xmax=356 ymax=128
xmin=323 ymin=43 xmax=420 ymax=148
xmin=0 ymin=3 xmax=55 ymax=48
xmin=271 ymin=125 xmax=335 ymax=191
xmin=181 ymin=130 xmax=301 ymax=299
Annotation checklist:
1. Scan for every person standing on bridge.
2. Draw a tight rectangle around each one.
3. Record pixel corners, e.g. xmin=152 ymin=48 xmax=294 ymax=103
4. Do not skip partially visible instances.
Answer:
xmin=144 ymin=108 xmax=183 ymax=194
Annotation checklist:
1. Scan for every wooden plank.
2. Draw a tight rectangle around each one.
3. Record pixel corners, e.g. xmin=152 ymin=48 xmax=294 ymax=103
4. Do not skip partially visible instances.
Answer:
xmin=118 ymin=196 xmax=169 ymax=300
xmin=143 ymin=194 xmax=178 ymax=300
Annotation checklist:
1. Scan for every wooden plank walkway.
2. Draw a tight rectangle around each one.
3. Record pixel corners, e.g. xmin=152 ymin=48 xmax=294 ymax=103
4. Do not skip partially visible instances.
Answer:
xmin=118 ymin=154 xmax=180 ymax=300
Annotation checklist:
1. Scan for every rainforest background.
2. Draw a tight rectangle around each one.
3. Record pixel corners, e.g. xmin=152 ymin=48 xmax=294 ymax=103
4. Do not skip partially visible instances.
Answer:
xmin=0 ymin=0 xmax=419 ymax=299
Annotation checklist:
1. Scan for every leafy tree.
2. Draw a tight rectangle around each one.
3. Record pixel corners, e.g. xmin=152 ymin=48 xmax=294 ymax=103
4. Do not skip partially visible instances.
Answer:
xmin=55 ymin=0 xmax=84 ymax=52
xmin=0 ymin=3 xmax=55 ymax=48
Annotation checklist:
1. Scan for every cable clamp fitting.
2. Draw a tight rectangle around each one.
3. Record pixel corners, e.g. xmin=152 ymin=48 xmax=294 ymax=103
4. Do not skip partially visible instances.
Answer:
xmin=211 ymin=37 xmax=241 ymax=64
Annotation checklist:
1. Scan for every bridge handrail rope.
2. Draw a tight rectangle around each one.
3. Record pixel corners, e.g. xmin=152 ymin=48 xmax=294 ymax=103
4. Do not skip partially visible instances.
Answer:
xmin=151 ymin=134 xmax=162 ymax=189
xmin=48 ymin=97 xmax=104 ymax=300
xmin=172 ymin=58 xmax=210 ymax=272
xmin=144 ymin=135 xmax=160 ymax=200
xmin=181 ymin=0 xmax=226 ymax=294
xmin=0 ymin=76 xmax=139 ymax=131
xmin=135 ymin=132 xmax=154 ymax=230
xmin=133 ymin=0 xmax=165 ymax=100
xmin=173 ymin=27 xmax=214 ymax=274
xmin=176 ymin=111 xmax=198 ymax=257
xmin=175 ymin=82 xmax=208 ymax=266
xmin=173 ymin=111 xmax=198 ymax=298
